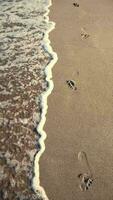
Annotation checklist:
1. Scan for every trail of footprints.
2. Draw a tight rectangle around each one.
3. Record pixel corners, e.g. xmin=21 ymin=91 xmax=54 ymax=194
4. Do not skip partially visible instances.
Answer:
xmin=65 ymin=2 xmax=93 ymax=193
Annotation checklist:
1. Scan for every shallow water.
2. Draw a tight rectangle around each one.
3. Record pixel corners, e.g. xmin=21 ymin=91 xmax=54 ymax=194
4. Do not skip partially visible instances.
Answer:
xmin=0 ymin=0 xmax=54 ymax=199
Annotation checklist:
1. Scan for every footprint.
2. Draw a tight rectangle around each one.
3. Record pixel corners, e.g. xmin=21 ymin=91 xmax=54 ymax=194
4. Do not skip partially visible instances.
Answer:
xmin=66 ymin=80 xmax=77 ymax=90
xmin=81 ymin=28 xmax=90 ymax=39
xmin=73 ymin=3 xmax=79 ymax=7
xmin=78 ymin=151 xmax=93 ymax=191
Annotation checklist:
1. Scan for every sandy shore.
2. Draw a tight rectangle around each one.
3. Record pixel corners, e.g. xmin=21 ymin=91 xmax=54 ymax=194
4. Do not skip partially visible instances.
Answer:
xmin=40 ymin=0 xmax=113 ymax=199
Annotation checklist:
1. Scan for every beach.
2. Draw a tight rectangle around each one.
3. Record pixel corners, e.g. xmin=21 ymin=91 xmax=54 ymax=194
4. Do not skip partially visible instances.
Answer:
xmin=39 ymin=0 xmax=113 ymax=200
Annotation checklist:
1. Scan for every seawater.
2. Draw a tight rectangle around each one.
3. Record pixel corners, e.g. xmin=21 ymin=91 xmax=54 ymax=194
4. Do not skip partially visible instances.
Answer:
xmin=0 ymin=0 xmax=57 ymax=199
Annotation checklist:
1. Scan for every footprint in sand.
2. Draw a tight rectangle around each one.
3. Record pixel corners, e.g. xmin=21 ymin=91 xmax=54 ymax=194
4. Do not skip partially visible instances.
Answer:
xmin=66 ymin=80 xmax=77 ymax=90
xmin=78 ymin=151 xmax=93 ymax=191
xmin=73 ymin=3 xmax=79 ymax=7
xmin=81 ymin=28 xmax=90 ymax=39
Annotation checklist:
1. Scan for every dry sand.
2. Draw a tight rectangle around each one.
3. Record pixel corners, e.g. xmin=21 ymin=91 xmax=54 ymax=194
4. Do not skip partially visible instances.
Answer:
xmin=40 ymin=0 xmax=113 ymax=199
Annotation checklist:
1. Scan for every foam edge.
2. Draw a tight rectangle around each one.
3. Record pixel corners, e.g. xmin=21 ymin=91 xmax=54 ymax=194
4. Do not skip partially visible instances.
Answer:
xmin=32 ymin=0 xmax=58 ymax=199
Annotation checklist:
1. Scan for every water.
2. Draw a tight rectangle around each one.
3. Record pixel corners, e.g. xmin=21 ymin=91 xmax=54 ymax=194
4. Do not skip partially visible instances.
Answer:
xmin=0 ymin=0 xmax=57 ymax=199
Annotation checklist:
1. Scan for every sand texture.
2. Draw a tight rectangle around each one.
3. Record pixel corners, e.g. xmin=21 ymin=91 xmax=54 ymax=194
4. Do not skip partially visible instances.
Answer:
xmin=40 ymin=0 xmax=113 ymax=199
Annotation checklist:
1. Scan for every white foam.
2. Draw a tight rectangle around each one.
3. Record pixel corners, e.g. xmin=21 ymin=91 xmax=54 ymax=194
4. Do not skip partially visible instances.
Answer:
xmin=32 ymin=0 xmax=58 ymax=199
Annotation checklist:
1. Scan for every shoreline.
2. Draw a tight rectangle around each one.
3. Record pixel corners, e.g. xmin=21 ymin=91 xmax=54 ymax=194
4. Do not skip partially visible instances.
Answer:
xmin=33 ymin=0 xmax=58 ymax=199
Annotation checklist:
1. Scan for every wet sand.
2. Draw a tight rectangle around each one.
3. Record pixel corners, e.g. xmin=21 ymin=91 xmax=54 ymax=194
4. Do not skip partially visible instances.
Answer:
xmin=40 ymin=0 xmax=113 ymax=199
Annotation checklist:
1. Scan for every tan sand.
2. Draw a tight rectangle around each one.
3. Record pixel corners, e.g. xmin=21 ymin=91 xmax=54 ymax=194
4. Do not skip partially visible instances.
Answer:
xmin=40 ymin=0 xmax=113 ymax=199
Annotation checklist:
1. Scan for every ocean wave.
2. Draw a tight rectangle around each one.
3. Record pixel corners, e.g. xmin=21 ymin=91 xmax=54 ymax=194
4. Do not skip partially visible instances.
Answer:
xmin=0 ymin=0 xmax=57 ymax=199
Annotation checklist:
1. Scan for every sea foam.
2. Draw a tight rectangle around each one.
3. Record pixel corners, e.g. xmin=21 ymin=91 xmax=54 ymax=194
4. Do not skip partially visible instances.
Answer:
xmin=32 ymin=0 xmax=58 ymax=199
xmin=0 ymin=0 xmax=57 ymax=199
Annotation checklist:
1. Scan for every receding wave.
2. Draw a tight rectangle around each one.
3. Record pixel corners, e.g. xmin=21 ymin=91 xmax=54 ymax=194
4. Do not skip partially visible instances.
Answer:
xmin=0 ymin=0 xmax=57 ymax=199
